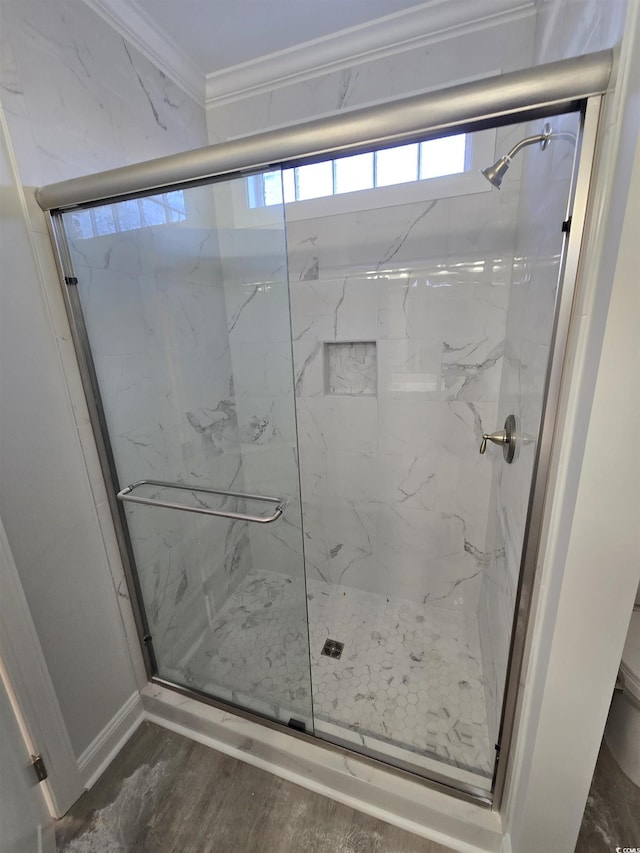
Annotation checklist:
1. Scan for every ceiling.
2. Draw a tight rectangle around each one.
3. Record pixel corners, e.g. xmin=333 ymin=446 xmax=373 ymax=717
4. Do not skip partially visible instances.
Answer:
xmin=131 ymin=0 xmax=433 ymax=75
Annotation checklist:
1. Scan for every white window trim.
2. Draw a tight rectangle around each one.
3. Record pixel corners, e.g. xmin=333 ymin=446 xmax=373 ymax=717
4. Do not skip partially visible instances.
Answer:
xmin=284 ymin=129 xmax=496 ymax=221
xmin=225 ymin=127 xmax=497 ymax=229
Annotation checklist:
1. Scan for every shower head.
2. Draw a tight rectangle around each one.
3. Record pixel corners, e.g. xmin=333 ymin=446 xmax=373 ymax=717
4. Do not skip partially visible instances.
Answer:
xmin=481 ymin=122 xmax=553 ymax=189
xmin=481 ymin=155 xmax=512 ymax=189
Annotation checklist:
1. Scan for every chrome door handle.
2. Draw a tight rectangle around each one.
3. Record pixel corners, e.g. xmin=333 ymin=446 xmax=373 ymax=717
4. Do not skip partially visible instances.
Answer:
xmin=117 ymin=479 xmax=285 ymax=523
xmin=480 ymin=414 xmax=516 ymax=463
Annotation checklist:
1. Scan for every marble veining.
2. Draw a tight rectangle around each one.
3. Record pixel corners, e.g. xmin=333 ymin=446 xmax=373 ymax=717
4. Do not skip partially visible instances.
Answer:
xmin=285 ymin=163 xmax=517 ymax=614
xmin=478 ymin=110 xmax=581 ymax=746
xmin=325 ymin=341 xmax=377 ymax=396
xmin=168 ymin=569 xmax=492 ymax=779
xmin=308 ymin=580 xmax=492 ymax=777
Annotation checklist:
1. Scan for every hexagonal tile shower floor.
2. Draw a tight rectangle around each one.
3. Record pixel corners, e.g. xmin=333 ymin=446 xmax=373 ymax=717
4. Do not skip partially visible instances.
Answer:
xmin=169 ymin=569 xmax=492 ymax=782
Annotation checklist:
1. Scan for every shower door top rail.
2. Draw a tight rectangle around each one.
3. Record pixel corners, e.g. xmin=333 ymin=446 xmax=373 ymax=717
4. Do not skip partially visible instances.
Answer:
xmin=35 ymin=49 xmax=613 ymax=211
xmin=117 ymin=479 xmax=284 ymax=524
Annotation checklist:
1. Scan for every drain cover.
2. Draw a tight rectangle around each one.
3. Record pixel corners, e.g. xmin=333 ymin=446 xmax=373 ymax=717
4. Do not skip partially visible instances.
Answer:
xmin=321 ymin=638 xmax=344 ymax=659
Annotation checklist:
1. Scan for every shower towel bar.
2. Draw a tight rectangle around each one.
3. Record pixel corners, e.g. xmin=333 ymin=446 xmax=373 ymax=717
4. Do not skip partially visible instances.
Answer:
xmin=116 ymin=479 xmax=284 ymax=524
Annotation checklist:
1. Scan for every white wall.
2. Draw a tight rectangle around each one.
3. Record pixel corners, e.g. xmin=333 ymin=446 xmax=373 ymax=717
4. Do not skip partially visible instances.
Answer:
xmin=0 ymin=0 xmax=207 ymax=759
xmin=503 ymin=1 xmax=640 ymax=850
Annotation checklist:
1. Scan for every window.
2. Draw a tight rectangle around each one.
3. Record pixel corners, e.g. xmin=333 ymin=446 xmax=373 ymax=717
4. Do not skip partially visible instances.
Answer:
xmin=69 ymin=191 xmax=186 ymax=240
xmin=247 ymin=134 xmax=468 ymax=209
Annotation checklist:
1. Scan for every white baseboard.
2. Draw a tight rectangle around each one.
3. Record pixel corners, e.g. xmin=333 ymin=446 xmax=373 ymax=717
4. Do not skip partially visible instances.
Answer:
xmin=77 ymin=692 xmax=144 ymax=789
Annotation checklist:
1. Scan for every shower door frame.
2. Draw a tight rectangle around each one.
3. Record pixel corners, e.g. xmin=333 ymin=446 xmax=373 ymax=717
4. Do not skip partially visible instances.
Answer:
xmin=41 ymin=56 xmax=607 ymax=808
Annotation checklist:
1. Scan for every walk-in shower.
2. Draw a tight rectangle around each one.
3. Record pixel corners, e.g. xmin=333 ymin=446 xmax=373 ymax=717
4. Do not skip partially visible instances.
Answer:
xmin=39 ymin=51 xmax=609 ymax=806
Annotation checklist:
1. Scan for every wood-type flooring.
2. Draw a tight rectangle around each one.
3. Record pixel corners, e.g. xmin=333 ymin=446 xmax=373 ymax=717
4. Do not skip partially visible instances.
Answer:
xmin=56 ymin=722 xmax=456 ymax=853
xmin=575 ymin=739 xmax=640 ymax=852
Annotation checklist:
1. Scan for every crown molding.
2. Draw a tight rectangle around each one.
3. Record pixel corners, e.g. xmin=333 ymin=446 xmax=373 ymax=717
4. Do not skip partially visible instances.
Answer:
xmin=205 ymin=0 xmax=535 ymax=107
xmin=83 ymin=0 xmax=206 ymax=108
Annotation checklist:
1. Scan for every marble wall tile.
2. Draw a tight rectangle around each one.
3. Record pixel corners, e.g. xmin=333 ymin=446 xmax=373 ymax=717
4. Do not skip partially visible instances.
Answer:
xmin=290 ymin=276 xmax=379 ymax=343
xmin=378 ymin=339 xmax=442 ymax=400
xmin=189 ymin=109 xmax=534 ymax=738
xmin=206 ymin=16 xmax=536 ymax=144
xmin=324 ymin=450 xmax=438 ymax=510
xmin=219 ymin=213 xmax=309 ymax=589
xmin=441 ymin=338 xmax=504 ymax=402
xmin=0 ymin=0 xmax=206 ymax=188
xmin=0 ymin=0 xmax=209 ymax=757
xmin=283 ymin=132 xmax=520 ymax=613
xmin=296 ymin=396 xmax=379 ymax=455
xmin=478 ymin=111 xmax=582 ymax=745
xmin=65 ymin=192 xmax=264 ymax=674
xmin=325 ymin=342 xmax=377 ymax=396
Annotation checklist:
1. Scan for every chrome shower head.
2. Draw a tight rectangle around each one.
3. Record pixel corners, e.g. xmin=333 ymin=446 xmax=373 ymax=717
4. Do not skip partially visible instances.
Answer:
xmin=481 ymin=155 xmax=512 ymax=189
xmin=481 ymin=122 xmax=554 ymax=190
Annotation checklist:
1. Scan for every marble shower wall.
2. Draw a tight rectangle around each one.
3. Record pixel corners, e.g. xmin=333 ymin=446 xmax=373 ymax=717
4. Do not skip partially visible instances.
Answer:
xmin=206 ymin=15 xmax=536 ymax=144
xmin=478 ymin=111 xmax=582 ymax=745
xmin=215 ymin=193 xmax=307 ymax=584
xmin=66 ymin=190 xmax=253 ymax=669
xmin=203 ymin=10 xmax=536 ymax=621
xmin=286 ymin=125 xmax=525 ymax=612
xmin=0 ymin=1 xmax=205 ymax=190
xmin=0 ymin=1 xmax=207 ymax=755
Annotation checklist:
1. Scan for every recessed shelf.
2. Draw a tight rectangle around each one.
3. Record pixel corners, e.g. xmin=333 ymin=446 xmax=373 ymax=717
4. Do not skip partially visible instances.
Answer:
xmin=324 ymin=341 xmax=377 ymax=396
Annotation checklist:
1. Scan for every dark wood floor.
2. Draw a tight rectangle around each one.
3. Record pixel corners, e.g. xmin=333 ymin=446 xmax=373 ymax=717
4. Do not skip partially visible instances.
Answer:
xmin=575 ymin=739 xmax=640 ymax=852
xmin=56 ymin=722 xmax=456 ymax=852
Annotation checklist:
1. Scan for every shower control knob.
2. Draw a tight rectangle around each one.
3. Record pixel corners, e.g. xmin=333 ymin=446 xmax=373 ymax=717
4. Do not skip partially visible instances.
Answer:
xmin=480 ymin=431 xmax=507 ymax=454
xmin=479 ymin=415 xmax=517 ymax=463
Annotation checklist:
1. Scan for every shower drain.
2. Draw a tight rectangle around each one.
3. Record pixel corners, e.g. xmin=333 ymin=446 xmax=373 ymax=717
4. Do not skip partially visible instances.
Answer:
xmin=321 ymin=638 xmax=344 ymax=659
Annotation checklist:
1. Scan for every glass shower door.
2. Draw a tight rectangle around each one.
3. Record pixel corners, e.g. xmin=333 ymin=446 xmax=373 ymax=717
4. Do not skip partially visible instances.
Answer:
xmin=285 ymin=113 xmax=582 ymax=788
xmin=61 ymin=173 xmax=313 ymax=729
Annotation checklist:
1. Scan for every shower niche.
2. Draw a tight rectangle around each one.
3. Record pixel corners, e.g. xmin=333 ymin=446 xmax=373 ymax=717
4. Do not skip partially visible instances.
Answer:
xmin=324 ymin=342 xmax=377 ymax=396
xmin=50 ymin=106 xmax=587 ymax=800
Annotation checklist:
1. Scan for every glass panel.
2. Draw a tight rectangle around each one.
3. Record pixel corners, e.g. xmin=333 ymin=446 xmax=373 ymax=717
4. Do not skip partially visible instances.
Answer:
xmin=335 ymin=152 xmax=374 ymax=194
xmin=62 ymin=172 xmax=313 ymax=730
xmin=57 ymin=112 xmax=582 ymax=795
xmin=296 ymin=161 xmax=333 ymax=200
xmin=263 ymin=170 xmax=284 ymax=206
xmin=375 ymin=142 xmax=419 ymax=186
xmin=285 ymin=114 xmax=581 ymax=790
xmin=420 ymin=134 xmax=466 ymax=179
xmin=282 ymin=169 xmax=296 ymax=203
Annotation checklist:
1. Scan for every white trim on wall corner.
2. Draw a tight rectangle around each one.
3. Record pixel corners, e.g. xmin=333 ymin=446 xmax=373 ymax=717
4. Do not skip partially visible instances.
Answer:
xmin=500 ymin=834 xmax=513 ymax=853
xmin=78 ymin=692 xmax=144 ymax=789
xmin=82 ymin=0 xmax=206 ymax=108
xmin=205 ymin=0 xmax=535 ymax=107
xmin=0 ymin=515 xmax=84 ymax=817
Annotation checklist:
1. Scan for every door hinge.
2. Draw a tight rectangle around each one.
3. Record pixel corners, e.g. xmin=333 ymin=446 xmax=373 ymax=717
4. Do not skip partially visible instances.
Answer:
xmin=64 ymin=276 xmax=78 ymax=285
xmin=561 ymin=217 xmax=572 ymax=233
xmin=31 ymin=754 xmax=48 ymax=783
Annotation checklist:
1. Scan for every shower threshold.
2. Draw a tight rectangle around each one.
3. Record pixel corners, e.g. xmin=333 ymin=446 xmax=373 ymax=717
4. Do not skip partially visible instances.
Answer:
xmin=158 ymin=569 xmax=492 ymax=788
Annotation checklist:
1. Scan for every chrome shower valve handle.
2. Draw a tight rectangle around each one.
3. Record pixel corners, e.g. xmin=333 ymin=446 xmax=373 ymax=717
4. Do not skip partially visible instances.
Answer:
xmin=479 ymin=414 xmax=517 ymax=463
xmin=480 ymin=430 xmax=507 ymax=454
